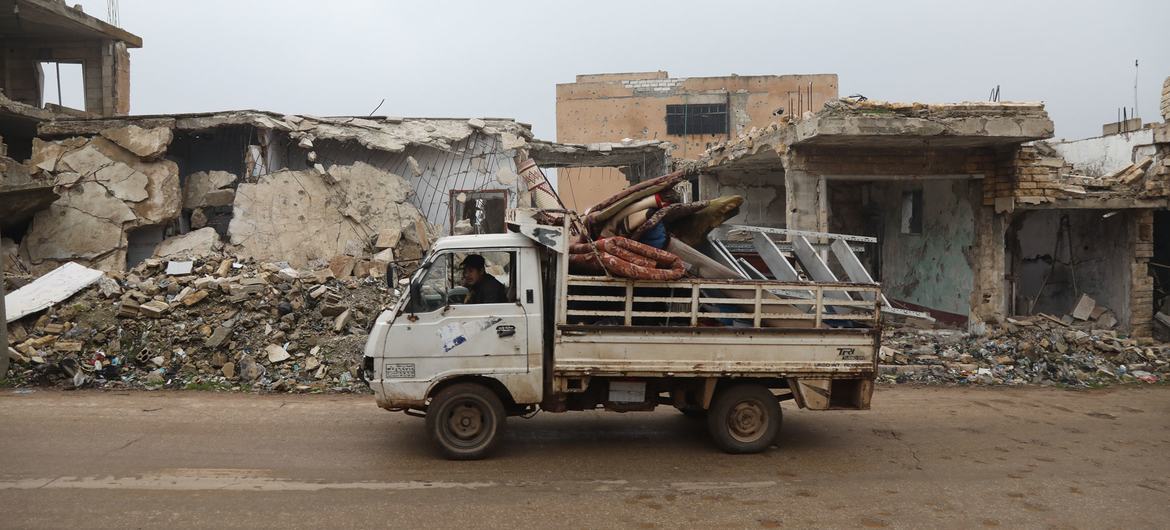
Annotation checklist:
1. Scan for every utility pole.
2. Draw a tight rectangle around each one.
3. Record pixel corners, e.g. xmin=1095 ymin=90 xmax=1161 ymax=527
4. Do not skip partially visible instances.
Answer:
xmin=1 ymin=228 xmax=9 ymax=381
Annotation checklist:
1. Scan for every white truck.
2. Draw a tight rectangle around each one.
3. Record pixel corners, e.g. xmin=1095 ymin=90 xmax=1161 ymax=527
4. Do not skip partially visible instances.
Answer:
xmin=362 ymin=210 xmax=881 ymax=459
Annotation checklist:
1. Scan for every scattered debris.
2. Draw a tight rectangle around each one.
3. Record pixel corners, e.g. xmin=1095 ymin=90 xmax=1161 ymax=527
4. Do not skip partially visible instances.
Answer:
xmin=3 ymin=250 xmax=409 ymax=393
xmin=880 ymin=315 xmax=1169 ymax=386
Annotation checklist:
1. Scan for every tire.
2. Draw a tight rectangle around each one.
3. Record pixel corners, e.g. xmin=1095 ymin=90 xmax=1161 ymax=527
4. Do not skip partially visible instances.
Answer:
xmin=706 ymin=384 xmax=781 ymax=454
xmin=679 ymin=407 xmax=707 ymax=420
xmin=425 ymin=383 xmax=506 ymax=460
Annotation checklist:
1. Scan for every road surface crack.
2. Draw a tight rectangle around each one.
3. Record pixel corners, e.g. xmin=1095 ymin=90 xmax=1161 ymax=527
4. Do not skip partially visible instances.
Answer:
xmin=875 ymin=428 xmax=922 ymax=471
xmin=104 ymin=436 xmax=143 ymax=456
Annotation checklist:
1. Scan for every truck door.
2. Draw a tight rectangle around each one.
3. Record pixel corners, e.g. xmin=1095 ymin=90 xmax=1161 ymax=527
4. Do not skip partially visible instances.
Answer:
xmin=386 ymin=249 xmax=530 ymax=391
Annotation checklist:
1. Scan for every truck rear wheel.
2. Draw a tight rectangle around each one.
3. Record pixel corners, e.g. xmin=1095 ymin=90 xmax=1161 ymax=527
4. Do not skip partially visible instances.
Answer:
xmin=426 ymin=383 xmax=505 ymax=460
xmin=707 ymin=384 xmax=781 ymax=454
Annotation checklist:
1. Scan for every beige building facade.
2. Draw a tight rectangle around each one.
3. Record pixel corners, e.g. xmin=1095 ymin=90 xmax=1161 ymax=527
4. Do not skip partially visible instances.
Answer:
xmin=555 ymin=71 xmax=838 ymax=210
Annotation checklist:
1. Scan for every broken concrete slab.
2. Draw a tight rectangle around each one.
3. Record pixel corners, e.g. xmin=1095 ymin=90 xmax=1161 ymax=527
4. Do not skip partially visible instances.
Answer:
xmin=328 ymin=255 xmax=355 ymax=279
xmin=179 ymin=289 xmax=209 ymax=306
xmin=265 ymin=344 xmax=291 ymax=363
xmin=29 ymin=138 xmax=69 ymax=173
xmin=93 ymin=162 xmax=150 ymax=202
xmin=153 ymin=228 xmax=223 ymax=260
xmin=228 ymin=162 xmax=425 ymax=267
xmin=84 ymin=137 xmax=180 ymax=225
xmin=4 ymin=262 xmax=104 ymax=323
xmin=1072 ymin=294 xmax=1096 ymax=321
xmin=139 ymin=300 xmax=170 ymax=317
xmin=22 ymin=136 xmax=182 ymax=271
xmin=375 ymin=228 xmax=402 ymax=249
xmin=165 ymin=260 xmax=194 ymax=275
xmin=0 ymin=156 xmax=60 ymax=234
xmin=183 ymin=170 xmax=237 ymax=209
xmin=99 ymin=124 xmax=174 ymax=160
xmin=57 ymin=143 xmax=113 ymax=175
xmin=206 ymin=324 xmax=233 ymax=348
xmin=23 ymin=182 xmax=136 ymax=264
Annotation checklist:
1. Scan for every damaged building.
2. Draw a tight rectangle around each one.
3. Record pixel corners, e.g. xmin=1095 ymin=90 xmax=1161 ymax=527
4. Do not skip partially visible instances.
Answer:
xmin=3 ymin=110 xmax=668 ymax=275
xmin=687 ymin=88 xmax=1170 ymax=336
xmin=0 ymin=0 xmax=140 ymax=270
xmin=555 ymin=71 xmax=837 ymax=211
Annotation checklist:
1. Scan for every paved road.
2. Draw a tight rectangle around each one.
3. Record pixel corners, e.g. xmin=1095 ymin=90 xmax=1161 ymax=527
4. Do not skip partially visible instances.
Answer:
xmin=1 ymin=386 xmax=1168 ymax=529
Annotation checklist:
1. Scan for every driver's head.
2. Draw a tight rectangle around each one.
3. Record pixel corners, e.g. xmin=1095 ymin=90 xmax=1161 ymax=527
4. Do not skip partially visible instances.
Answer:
xmin=460 ymin=254 xmax=486 ymax=287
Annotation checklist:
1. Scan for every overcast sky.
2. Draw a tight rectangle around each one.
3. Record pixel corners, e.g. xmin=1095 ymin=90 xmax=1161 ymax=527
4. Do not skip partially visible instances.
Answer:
xmin=70 ymin=0 xmax=1170 ymax=142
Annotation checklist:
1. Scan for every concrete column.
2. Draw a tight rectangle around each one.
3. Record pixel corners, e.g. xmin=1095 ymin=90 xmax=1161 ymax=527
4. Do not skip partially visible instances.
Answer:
xmin=1129 ymin=209 xmax=1154 ymax=337
xmin=783 ymin=152 xmax=825 ymax=231
xmin=968 ymin=205 xmax=1007 ymax=333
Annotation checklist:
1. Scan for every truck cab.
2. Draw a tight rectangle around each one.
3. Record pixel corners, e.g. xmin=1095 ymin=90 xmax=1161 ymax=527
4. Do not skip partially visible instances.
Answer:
xmin=364 ymin=232 xmax=548 ymax=456
xmin=366 ymin=232 xmax=547 ymax=410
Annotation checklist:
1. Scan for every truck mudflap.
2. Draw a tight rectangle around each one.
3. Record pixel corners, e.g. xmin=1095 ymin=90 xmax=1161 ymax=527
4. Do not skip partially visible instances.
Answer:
xmin=788 ymin=377 xmax=874 ymax=410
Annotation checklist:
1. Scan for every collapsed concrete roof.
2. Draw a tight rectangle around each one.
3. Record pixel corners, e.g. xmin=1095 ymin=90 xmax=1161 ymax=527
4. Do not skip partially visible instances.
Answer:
xmin=38 ymin=111 xmax=535 ymax=154
xmin=0 ymin=0 xmax=142 ymax=47
xmin=690 ymin=99 xmax=1055 ymax=174
xmin=794 ymin=100 xmax=1054 ymax=148
xmin=526 ymin=138 xmax=672 ymax=168
xmin=17 ymin=107 xmax=665 ymax=274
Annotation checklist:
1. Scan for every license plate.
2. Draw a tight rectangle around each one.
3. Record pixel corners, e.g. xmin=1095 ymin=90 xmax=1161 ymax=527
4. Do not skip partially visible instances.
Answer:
xmin=384 ymin=363 xmax=415 ymax=378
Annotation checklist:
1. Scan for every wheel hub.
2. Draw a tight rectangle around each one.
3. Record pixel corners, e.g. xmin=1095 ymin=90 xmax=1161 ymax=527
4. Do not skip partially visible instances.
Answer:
xmin=728 ymin=400 xmax=767 ymax=442
xmin=448 ymin=402 xmax=484 ymax=440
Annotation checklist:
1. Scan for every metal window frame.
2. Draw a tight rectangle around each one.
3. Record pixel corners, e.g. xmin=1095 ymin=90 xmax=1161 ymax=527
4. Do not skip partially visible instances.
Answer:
xmin=665 ymin=103 xmax=729 ymax=136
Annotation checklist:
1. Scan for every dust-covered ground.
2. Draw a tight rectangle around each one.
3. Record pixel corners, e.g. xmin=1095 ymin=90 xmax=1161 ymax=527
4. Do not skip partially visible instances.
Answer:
xmin=0 ymin=385 xmax=1167 ymax=529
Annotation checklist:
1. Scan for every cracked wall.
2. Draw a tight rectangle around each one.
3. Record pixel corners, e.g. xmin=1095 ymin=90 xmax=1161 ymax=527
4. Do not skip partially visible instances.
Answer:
xmin=228 ymin=162 xmax=425 ymax=267
xmin=21 ymin=127 xmax=177 ymax=272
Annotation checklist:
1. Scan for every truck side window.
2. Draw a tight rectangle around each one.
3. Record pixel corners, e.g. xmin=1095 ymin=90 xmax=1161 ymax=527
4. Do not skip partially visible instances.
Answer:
xmin=410 ymin=253 xmax=453 ymax=313
xmin=453 ymin=250 xmax=516 ymax=305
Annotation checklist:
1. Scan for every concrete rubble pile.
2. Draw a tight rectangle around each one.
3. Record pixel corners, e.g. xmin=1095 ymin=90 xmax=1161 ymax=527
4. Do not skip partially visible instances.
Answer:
xmin=880 ymin=317 xmax=1170 ymax=387
xmin=4 ymin=252 xmax=407 ymax=393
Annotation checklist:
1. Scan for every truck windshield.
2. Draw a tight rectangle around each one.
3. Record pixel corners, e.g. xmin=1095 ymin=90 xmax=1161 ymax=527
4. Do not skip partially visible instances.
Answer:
xmin=410 ymin=253 xmax=453 ymax=313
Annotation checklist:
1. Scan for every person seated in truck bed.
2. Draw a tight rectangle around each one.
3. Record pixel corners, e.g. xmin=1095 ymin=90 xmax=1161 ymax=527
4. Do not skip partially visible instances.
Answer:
xmin=460 ymin=254 xmax=508 ymax=304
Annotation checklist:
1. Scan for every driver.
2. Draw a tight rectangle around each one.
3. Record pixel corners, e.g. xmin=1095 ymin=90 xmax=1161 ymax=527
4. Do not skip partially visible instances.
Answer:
xmin=460 ymin=254 xmax=507 ymax=304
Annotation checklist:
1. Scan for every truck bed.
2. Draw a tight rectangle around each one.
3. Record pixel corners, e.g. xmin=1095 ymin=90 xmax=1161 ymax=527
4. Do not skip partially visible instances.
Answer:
xmin=554 ymin=275 xmax=881 ymax=379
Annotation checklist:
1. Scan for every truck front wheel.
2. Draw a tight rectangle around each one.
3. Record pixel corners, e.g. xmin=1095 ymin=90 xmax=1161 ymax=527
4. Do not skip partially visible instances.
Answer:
xmin=426 ymin=383 xmax=505 ymax=460
xmin=707 ymin=384 xmax=781 ymax=454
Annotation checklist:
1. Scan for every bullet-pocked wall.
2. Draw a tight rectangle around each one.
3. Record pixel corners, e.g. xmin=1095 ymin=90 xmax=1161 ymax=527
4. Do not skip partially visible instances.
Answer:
xmin=556 ymin=71 xmax=837 ymax=211
xmin=870 ymin=179 xmax=981 ymax=320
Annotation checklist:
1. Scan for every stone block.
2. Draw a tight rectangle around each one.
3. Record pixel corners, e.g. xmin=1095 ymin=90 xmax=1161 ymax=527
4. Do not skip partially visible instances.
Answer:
xmin=99 ymin=124 xmax=173 ymax=159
